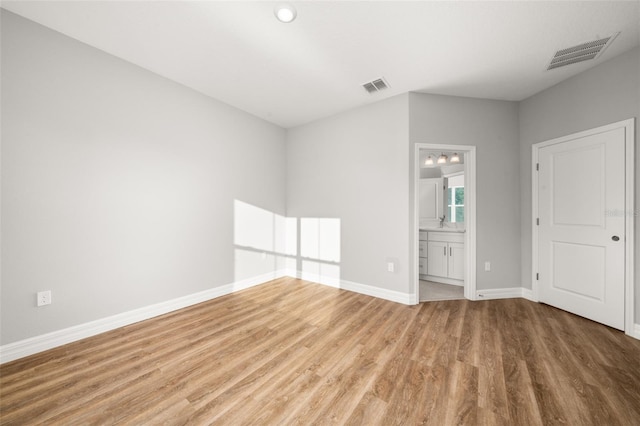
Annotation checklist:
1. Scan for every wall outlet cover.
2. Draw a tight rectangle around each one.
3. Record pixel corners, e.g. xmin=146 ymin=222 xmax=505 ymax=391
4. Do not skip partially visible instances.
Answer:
xmin=37 ymin=290 xmax=52 ymax=307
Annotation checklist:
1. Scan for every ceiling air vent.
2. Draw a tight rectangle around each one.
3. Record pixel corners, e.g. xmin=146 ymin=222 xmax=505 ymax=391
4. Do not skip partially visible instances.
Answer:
xmin=547 ymin=32 xmax=620 ymax=70
xmin=362 ymin=78 xmax=389 ymax=94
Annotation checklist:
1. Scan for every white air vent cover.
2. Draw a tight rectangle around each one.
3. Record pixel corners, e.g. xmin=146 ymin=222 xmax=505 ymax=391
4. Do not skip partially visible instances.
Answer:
xmin=547 ymin=32 xmax=619 ymax=70
xmin=362 ymin=78 xmax=389 ymax=94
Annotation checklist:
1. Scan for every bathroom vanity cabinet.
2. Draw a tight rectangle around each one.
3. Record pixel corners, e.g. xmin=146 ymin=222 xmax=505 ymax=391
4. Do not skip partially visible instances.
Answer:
xmin=421 ymin=231 xmax=464 ymax=285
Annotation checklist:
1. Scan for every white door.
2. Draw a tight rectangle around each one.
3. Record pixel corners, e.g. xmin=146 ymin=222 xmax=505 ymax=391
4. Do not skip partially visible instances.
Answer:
xmin=537 ymin=127 xmax=626 ymax=330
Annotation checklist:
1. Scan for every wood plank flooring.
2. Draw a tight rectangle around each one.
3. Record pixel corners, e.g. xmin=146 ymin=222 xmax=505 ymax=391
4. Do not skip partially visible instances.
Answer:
xmin=1 ymin=277 xmax=640 ymax=425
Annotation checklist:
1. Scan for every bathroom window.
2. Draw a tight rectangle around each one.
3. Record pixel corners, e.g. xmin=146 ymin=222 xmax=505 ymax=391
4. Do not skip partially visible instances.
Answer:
xmin=448 ymin=187 xmax=464 ymax=223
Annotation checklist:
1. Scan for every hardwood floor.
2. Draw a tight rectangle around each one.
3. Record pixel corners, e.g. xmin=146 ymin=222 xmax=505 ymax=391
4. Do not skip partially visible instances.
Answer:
xmin=1 ymin=277 xmax=640 ymax=425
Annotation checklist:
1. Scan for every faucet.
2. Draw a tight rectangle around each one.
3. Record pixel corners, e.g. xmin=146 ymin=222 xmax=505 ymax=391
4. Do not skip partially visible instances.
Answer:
xmin=439 ymin=215 xmax=446 ymax=228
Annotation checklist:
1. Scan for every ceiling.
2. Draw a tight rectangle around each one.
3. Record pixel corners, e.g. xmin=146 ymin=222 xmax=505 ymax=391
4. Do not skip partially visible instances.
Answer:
xmin=2 ymin=1 xmax=639 ymax=128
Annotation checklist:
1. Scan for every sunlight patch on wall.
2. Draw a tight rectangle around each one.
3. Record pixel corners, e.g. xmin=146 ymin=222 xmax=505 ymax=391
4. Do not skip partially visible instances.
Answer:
xmin=234 ymin=200 xmax=295 ymax=281
xmin=299 ymin=218 xmax=341 ymax=286
xmin=300 ymin=218 xmax=340 ymax=263
xmin=233 ymin=200 xmax=340 ymax=286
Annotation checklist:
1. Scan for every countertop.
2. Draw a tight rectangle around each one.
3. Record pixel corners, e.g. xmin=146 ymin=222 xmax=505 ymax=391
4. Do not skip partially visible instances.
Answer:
xmin=419 ymin=227 xmax=465 ymax=233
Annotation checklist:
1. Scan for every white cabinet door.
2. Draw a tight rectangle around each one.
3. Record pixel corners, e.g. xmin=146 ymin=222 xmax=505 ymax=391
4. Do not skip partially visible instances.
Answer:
xmin=427 ymin=241 xmax=447 ymax=278
xmin=419 ymin=178 xmax=443 ymax=221
xmin=448 ymin=242 xmax=465 ymax=280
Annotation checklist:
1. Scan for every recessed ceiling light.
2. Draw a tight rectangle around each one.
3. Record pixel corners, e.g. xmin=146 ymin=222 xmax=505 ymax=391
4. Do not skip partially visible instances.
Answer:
xmin=274 ymin=3 xmax=297 ymax=23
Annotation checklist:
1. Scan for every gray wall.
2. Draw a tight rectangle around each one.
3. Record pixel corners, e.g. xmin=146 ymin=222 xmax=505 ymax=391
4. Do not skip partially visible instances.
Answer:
xmin=286 ymin=94 xmax=411 ymax=293
xmin=409 ymin=93 xmax=521 ymax=290
xmin=519 ymin=47 xmax=640 ymax=321
xmin=1 ymin=12 xmax=286 ymax=344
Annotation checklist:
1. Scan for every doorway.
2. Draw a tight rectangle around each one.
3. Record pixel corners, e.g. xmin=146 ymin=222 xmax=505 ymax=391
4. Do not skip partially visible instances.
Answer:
xmin=532 ymin=119 xmax=635 ymax=334
xmin=413 ymin=144 xmax=477 ymax=303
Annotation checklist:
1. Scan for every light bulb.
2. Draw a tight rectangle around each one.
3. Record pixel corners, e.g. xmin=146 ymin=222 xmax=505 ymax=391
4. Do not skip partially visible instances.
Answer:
xmin=437 ymin=154 xmax=448 ymax=164
xmin=450 ymin=153 xmax=460 ymax=163
xmin=274 ymin=4 xmax=297 ymax=23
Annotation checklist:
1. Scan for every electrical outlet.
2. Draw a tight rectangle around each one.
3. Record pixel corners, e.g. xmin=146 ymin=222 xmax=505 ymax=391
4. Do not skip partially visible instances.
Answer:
xmin=37 ymin=290 xmax=52 ymax=307
xmin=387 ymin=262 xmax=395 ymax=273
xmin=484 ymin=261 xmax=491 ymax=272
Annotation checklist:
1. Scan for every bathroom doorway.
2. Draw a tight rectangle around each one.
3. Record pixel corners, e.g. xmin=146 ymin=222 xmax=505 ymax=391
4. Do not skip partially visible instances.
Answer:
xmin=413 ymin=144 xmax=477 ymax=303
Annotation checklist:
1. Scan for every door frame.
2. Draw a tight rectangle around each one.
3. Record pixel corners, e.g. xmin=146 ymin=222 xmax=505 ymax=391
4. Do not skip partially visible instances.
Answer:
xmin=412 ymin=143 xmax=477 ymax=303
xmin=531 ymin=118 xmax=635 ymax=336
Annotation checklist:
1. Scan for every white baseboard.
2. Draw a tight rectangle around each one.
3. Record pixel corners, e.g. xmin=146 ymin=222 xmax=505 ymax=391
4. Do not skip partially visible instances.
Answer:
xmin=288 ymin=270 xmax=413 ymax=305
xmin=295 ymin=270 xmax=341 ymax=289
xmin=0 ymin=270 xmax=287 ymax=364
xmin=339 ymin=279 xmax=413 ymax=305
xmin=476 ymin=287 xmax=532 ymax=300
xmin=0 ymin=274 xmax=550 ymax=364
xmin=521 ymin=288 xmax=536 ymax=302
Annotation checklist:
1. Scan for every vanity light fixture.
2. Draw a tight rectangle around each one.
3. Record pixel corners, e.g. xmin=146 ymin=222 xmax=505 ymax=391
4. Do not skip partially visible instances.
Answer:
xmin=274 ymin=3 xmax=297 ymax=23
xmin=450 ymin=153 xmax=460 ymax=163
xmin=437 ymin=153 xmax=448 ymax=164
xmin=425 ymin=155 xmax=434 ymax=166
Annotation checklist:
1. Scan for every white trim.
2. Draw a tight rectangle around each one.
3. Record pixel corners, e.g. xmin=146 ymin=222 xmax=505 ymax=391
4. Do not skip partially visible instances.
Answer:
xmin=290 ymin=270 xmax=414 ymax=305
xmin=476 ymin=287 xmax=534 ymax=300
xmin=531 ymin=144 xmax=541 ymax=302
xmin=623 ymin=121 xmax=635 ymax=339
xmin=633 ymin=324 xmax=640 ymax=340
xmin=531 ymin=118 xmax=635 ymax=338
xmin=0 ymin=271 xmax=286 ymax=364
xmin=521 ymin=287 xmax=536 ymax=302
xmin=464 ymin=148 xmax=477 ymax=301
xmin=339 ymin=279 xmax=413 ymax=305
xmin=294 ymin=270 xmax=341 ymax=289
xmin=413 ymin=143 xmax=477 ymax=304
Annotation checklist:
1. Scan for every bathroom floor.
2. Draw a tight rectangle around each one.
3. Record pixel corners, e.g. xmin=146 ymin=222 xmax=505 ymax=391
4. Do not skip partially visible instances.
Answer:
xmin=419 ymin=280 xmax=464 ymax=302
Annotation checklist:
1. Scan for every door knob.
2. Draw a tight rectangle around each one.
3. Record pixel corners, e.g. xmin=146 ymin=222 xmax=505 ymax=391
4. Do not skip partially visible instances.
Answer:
xmin=612 ymin=235 xmax=620 ymax=241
